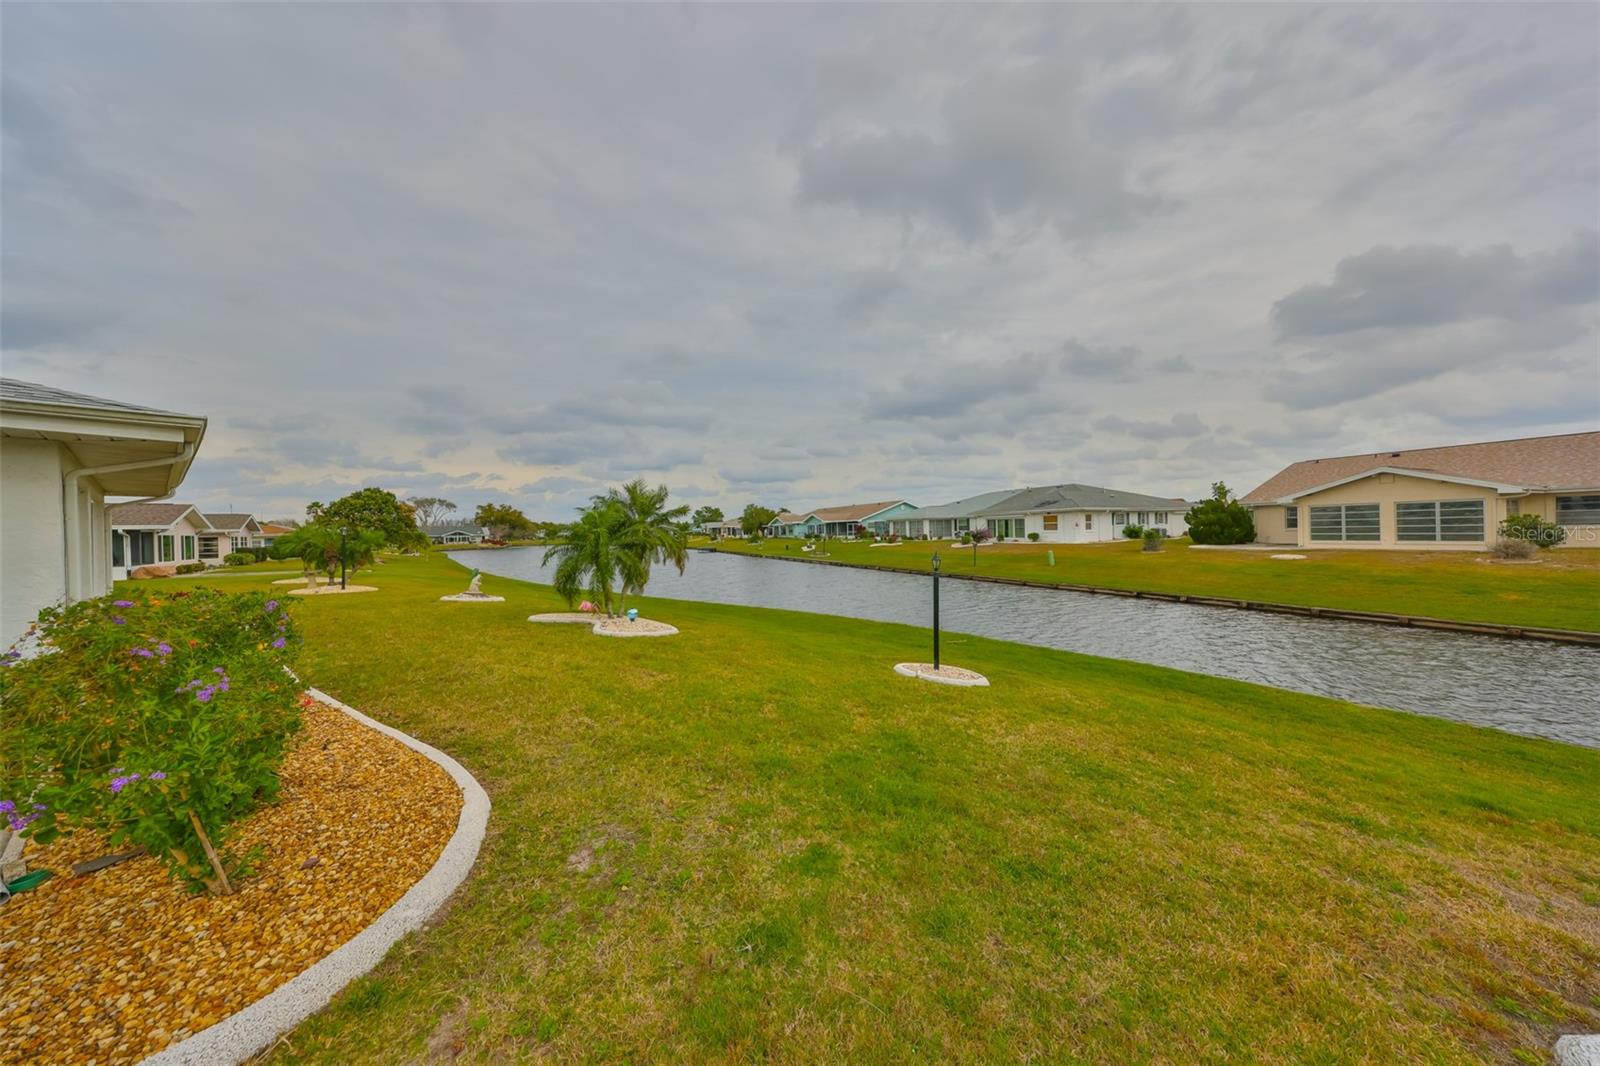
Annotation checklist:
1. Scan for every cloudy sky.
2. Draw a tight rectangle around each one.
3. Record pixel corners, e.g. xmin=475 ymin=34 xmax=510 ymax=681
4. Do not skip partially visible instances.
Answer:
xmin=4 ymin=4 xmax=1597 ymax=522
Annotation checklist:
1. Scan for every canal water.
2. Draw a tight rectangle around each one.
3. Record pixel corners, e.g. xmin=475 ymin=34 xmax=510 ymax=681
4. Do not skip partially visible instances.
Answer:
xmin=453 ymin=548 xmax=1599 ymax=747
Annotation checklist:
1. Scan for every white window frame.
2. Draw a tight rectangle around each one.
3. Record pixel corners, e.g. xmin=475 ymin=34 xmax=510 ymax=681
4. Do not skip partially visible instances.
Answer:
xmin=1308 ymin=503 xmax=1380 ymax=542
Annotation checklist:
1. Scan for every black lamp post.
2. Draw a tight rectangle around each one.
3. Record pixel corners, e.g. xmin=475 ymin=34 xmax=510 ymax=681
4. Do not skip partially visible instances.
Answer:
xmin=339 ymin=526 xmax=349 ymax=590
xmin=931 ymin=551 xmax=941 ymax=670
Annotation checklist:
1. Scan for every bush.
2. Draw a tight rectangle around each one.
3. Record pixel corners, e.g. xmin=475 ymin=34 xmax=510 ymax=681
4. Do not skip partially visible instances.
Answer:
xmin=971 ymin=528 xmax=993 ymax=544
xmin=1142 ymin=528 xmax=1165 ymax=551
xmin=1027 ymin=532 xmax=1040 ymax=542
xmin=1122 ymin=524 xmax=1145 ymax=539
xmin=1499 ymin=513 xmax=1566 ymax=549
xmin=175 ymin=562 xmax=205 ymax=575
xmin=1185 ymin=482 xmax=1255 ymax=545
xmin=223 ymin=551 xmax=255 ymax=566
xmin=1 ymin=588 xmax=303 ymax=893
xmin=960 ymin=532 xmax=973 ymax=545
xmin=1490 ymin=537 xmax=1538 ymax=560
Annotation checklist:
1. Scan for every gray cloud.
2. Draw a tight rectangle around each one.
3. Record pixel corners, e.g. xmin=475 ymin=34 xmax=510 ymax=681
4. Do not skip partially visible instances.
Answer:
xmin=1272 ymin=232 xmax=1599 ymax=338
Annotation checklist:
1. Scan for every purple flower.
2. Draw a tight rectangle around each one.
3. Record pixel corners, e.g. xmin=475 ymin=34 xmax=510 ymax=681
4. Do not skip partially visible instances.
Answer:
xmin=265 ymin=600 xmax=279 ymax=612
xmin=110 ymin=776 xmax=131 ymax=794
xmin=149 ymin=772 xmax=167 ymax=781
xmin=113 ymin=599 xmax=134 ymax=607
xmin=112 ymin=616 xmax=127 ymax=626
xmin=218 ymin=681 xmax=230 ymax=692
xmin=213 ymin=667 xmax=226 ymax=675
xmin=272 ymin=637 xmax=287 ymax=649
xmin=156 ymin=643 xmax=173 ymax=656
xmin=0 ymin=800 xmax=14 ymax=814
xmin=195 ymin=686 xmax=214 ymax=703
xmin=130 ymin=648 xmax=155 ymax=658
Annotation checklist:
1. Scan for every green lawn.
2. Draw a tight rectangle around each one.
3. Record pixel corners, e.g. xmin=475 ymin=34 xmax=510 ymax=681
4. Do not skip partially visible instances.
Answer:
xmin=712 ymin=537 xmax=1600 ymax=632
xmin=133 ymin=554 xmax=1599 ymax=1063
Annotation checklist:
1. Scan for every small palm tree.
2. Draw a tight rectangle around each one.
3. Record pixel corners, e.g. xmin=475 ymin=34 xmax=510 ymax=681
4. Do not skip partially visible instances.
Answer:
xmin=600 ymin=479 xmax=689 ymax=616
xmin=543 ymin=503 xmax=624 ymax=616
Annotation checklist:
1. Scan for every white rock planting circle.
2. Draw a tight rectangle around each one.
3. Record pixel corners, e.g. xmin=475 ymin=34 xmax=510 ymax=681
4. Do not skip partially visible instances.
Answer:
xmin=1270 ymin=554 xmax=1308 ymax=560
xmin=287 ymin=585 xmax=378 ymax=596
xmin=893 ymin=662 xmax=990 ymax=687
xmin=439 ymin=594 xmax=506 ymax=602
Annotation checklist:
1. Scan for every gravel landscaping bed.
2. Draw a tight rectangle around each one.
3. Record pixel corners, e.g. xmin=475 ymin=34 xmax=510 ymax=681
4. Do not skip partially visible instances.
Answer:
xmin=286 ymin=585 xmax=378 ymax=596
xmin=892 ymin=662 xmax=991 ymax=686
xmin=0 ymin=702 xmax=461 ymax=1065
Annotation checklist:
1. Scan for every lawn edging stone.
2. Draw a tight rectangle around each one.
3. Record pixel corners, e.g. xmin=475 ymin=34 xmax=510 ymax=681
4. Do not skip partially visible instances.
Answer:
xmin=141 ymin=688 xmax=491 ymax=1066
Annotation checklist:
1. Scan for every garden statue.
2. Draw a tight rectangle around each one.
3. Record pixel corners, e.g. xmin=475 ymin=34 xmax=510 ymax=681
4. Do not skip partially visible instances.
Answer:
xmin=438 ymin=565 xmax=505 ymax=602
xmin=467 ymin=568 xmax=483 ymax=595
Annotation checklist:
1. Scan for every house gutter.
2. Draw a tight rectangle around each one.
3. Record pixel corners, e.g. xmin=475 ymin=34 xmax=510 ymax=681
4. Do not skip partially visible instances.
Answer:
xmin=61 ymin=442 xmax=197 ymax=602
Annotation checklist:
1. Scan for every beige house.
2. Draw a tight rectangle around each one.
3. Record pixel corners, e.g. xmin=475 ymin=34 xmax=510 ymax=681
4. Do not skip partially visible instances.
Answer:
xmin=1243 ymin=431 xmax=1600 ymax=550
xmin=0 ymin=379 xmax=206 ymax=647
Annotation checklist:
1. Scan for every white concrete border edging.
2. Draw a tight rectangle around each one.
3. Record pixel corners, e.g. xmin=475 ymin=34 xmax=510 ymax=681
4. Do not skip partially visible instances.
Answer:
xmin=142 ymin=688 xmax=491 ymax=1066
xmin=893 ymin=662 xmax=991 ymax=687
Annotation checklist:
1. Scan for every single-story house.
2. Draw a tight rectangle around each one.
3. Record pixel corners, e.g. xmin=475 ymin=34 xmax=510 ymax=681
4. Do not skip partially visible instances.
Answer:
xmin=1 ymin=378 xmax=206 ymax=648
xmin=767 ymin=500 xmax=917 ymax=538
xmin=110 ymin=503 xmax=217 ymax=578
xmin=974 ymin=484 xmax=1190 ymax=543
xmin=202 ymin=512 xmax=265 ymax=558
xmin=258 ymin=522 xmax=296 ymax=546
xmin=884 ymin=489 xmax=1021 ymax=540
xmin=701 ymin=521 xmax=744 ymax=540
xmin=1243 ymin=431 xmax=1600 ymax=550
xmin=422 ymin=523 xmax=488 ymax=544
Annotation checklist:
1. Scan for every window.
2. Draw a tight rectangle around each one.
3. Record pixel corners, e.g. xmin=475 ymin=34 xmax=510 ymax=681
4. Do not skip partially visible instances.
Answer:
xmin=1309 ymin=503 xmax=1380 ymax=542
xmin=1136 ymin=512 xmax=1148 ymax=525
xmin=1084 ymin=513 xmax=1093 ymax=530
xmin=1285 ymin=506 xmax=1298 ymax=531
xmin=1112 ymin=512 xmax=1127 ymax=525
xmin=1043 ymin=514 xmax=1058 ymax=531
xmin=1396 ymin=499 xmax=1484 ymax=542
xmin=181 ymin=535 xmax=196 ymax=560
xmin=199 ymin=536 xmax=220 ymax=559
xmin=1557 ymin=495 xmax=1600 ymax=525
xmin=1506 ymin=499 xmax=1520 ymax=516
xmin=1154 ymin=512 xmax=1169 ymax=524
xmin=158 ymin=535 xmax=175 ymax=562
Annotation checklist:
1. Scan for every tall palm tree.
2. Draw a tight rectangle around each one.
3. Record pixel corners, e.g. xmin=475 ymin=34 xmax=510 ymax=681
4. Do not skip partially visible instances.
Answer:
xmin=597 ymin=479 xmax=690 ymax=616
xmin=542 ymin=503 xmax=623 ymax=616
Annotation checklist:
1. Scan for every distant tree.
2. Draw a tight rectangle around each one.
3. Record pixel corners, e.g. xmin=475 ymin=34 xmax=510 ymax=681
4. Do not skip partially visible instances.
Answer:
xmin=277 ymin=524 xmax=385 ymax=577
xmin=308 ymin=488 xmax=424 ymax=549
xmin=740 ymin=504 xmax=780 ymax=537
xmin=407 ymin=496 xmax=458 ymax=528
xmin=543 ymin=503 xmax=623 ymax=616
xmin=473 ymin=503 xmax=536 ymax=540
xmin=1184 ymin=482 xmax=1255 ymax=545
xmin=692 ymin=505 xmax=724 ymax=528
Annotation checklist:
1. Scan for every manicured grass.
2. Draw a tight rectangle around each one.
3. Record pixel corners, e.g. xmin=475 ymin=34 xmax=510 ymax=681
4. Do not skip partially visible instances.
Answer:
xmin=133 ymin=554 xmax=1600 ymax=1062
xmin=713 ymin=537 xmax=1600 ymax=632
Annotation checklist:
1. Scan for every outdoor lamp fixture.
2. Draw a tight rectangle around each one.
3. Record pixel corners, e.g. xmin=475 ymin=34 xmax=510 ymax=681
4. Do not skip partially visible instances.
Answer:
xmin=931 ymin=551 xmax=942 ymax=670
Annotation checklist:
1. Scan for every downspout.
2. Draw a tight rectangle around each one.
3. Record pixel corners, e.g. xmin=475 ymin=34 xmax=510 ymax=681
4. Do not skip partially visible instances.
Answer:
xmin=62 ymin=442 xmax=198 ymax=603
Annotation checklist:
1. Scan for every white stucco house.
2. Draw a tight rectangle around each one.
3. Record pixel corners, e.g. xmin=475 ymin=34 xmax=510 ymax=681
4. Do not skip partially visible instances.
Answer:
xmin=421 ymin=523 xmax=488 ymax=544
xmin=202 ymin=512 xmax=266 ymax=558
xmin=973 ymin=484 xmax=1190 ymax=543
xmin=0 ymin=379 xmax=206 ymax=649
xmin=109 ymin=503 xmax=216 ymax=578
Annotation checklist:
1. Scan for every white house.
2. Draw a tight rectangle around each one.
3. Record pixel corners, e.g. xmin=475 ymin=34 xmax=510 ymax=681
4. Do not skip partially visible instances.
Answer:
xmin=202 ymin=513 xmax=266 ymax=558
xmin=109 ymin=503 xmax=216 ymax=578
xmin=0 ymin=379 xmax=206 ymax=648
xmin=973 ymin=484 xmax=1190 ymax=543
xmin=884 ymin=489 xmax=1021 ymax=540
xmin=422 ymin=523 xmax=488 ymax=544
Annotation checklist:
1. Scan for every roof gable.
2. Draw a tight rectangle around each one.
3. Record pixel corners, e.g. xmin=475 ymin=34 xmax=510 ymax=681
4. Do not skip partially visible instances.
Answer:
xmin=1242 ymin=431 xmax=1600 ymax=504
xmin=109 ymin=503 xmax=209 ymax=529
xmin=982 ymin=484 xmax=1188 ymax=513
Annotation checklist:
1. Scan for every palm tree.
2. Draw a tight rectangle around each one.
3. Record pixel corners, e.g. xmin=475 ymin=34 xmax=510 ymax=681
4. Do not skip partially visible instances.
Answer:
xmin=542 ymin=503 xmax=624 ymax=616
xmin=600 ymin=479 xmax=689 ymax=616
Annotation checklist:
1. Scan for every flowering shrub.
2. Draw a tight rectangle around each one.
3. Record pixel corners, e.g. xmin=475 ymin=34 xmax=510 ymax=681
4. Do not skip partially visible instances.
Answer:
xmin=0 ymin=588 xmax=303 ymax=893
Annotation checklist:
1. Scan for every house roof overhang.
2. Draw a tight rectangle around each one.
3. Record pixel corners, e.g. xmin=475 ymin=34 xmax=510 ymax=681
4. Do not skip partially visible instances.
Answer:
xmin=0 ymin=394 xmax=207 ymax=497
xmin=1270 ymin=466 xmax=1528 ymax=504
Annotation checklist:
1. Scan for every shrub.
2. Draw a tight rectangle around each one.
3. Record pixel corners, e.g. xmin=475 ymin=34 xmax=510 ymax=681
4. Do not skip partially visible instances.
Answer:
xmin=971 ymin=528 xmax=993 ymax=544
xmin=1499 ymin=513 xmax=1566 ymax=549
xmin=175 ymin=562 xmax=205 ymax=575
xmin=0 ymin=588 xmax=303 ymax=893
xmin=1027 ymin=532 xmax=1040 ymax=542
xmin=960 ymin=532 xmax=973 ymax=545
xmin=1490 ymin=537 xmax=1538 ymax=560
xmin=223 ymin=551 xmax=255 ymax=566
xmin=1122 ymin=524 xmax=1145 ymax=539
xmin=1185 ymin=482 xmax=1255 ymax=545
xmin=1142 ymin=528 xmax=1165 ymax=551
